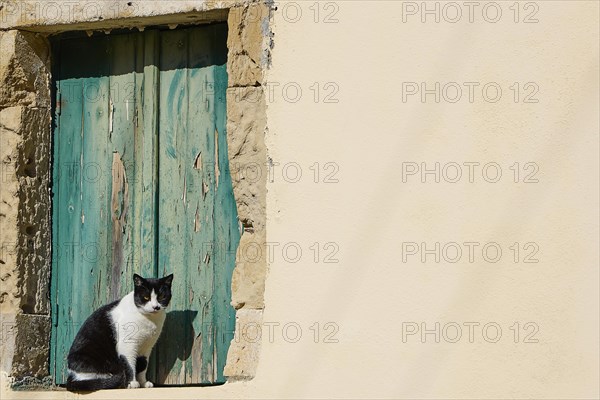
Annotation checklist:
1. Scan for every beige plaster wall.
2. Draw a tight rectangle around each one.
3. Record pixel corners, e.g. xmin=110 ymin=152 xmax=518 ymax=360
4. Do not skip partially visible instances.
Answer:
xmin=1 ymin=0 xmax=599 ymax=398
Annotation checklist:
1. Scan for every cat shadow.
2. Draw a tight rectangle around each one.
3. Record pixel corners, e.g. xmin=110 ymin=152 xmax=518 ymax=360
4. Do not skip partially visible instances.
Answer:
xmin=148 ymin=310 xmax=198 ymax=385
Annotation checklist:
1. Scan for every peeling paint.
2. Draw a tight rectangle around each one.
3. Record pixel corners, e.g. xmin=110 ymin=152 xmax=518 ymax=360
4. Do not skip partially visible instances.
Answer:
xmin=108 ymin=99 xmax=114 ymax=138
xmin=178 ymin=361 xmax=186 ymax=383
xmin=192 ymin=333 xmax=203 ymax=382
xmin=215 ymin=128 xmax=220 ymax=188
xmin=202 ymin=180 xmax=209 ymax=200
xmin=194 ymin=205 xmax=201 ymax=232
xmin=194 ymin=151 xmax=202 ymax=170
xmin=110 ymin=152 xmax=129 ymax=297
xmin=212 ymin=336 xmax=218 ymax=382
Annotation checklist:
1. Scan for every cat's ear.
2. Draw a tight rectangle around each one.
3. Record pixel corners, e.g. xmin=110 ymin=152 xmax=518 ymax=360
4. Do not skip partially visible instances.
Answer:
xmin=133 ymin=274 xmax=144 ymax=287
xmin=163 ymin=274 xmax=173 ymax=286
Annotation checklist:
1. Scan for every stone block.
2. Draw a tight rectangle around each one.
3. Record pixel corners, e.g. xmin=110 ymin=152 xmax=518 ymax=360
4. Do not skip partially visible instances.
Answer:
xmin=227 ymin=3 xmax=272 ymax=87
xmin=226 ymin=86 xmax=267 ymax=232
xmin=0 ymin=105 xmax=51 ymax=315
xmin=0 ymin=31 xmax=50 ymax=109
xmin=224 ymin=308 xmax=263 ymax=380
xmin=10 ymin=314 xmax=50 ymax=379
xmin=231 ymin=229 xmax=267 ymax=310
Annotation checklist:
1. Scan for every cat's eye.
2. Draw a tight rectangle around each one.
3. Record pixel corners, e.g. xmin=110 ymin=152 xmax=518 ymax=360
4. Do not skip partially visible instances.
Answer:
xmin=143 ymin=296 xmax=150 ymax=301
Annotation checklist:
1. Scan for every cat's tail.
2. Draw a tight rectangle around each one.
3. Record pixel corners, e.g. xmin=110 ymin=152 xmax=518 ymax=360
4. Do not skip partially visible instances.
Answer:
xmin=65 ymin=371 xmax=127 ymax=392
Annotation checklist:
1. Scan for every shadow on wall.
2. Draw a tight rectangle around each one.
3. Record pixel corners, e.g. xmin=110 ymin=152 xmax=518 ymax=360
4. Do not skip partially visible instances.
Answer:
xmin=148 ymin=310 xmax=198 ymax=385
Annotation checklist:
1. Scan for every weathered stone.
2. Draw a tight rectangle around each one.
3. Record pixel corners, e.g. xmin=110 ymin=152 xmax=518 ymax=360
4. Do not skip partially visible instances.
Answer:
xmin=231 ymin=230 xmax=266 ymax=310
xmin=0 ymin=1 xmax=240 ymax=31
xmin=0 ymin=105 xmax=52 ymax=316
xmin=223 ymin=308 xmax=263 ymax=380
xmin=226 ymin=86 xmax=266 ymax=312
xmin=0 ymin=106 xmax=24 ymax=133
xmin=0 ymin=313 xmax=16 ymax=374
xmin=0 ymin=30 xmax=50 ymax=108
xmin=228 ymin=3 xmax=272 ymax=87
xmin=0 ymin=107 xmax=24 ymax=314
xmin=226 ymin=86 xmax=267 ymax=233
xmin=15 ymin=108 xmax=51 ymax=315
xmin=224 ymin=57 xmax=268 ymax=379
xmin=10 ymin=314 xmax=50 ymax=378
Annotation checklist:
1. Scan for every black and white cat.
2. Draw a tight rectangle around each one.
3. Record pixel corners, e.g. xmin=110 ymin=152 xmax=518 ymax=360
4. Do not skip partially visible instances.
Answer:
xmin=66 ymin=273 xmax=173 ymax=391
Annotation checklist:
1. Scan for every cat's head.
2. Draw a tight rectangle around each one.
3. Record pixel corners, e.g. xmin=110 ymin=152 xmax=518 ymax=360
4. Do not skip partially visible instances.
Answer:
xmin=133 ymin=273 xmax=173 ymax=314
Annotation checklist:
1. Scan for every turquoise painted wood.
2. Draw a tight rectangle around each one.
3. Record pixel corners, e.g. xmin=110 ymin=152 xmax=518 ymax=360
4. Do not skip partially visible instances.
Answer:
xmin=50 ymin=23 xmax=238 ymax=386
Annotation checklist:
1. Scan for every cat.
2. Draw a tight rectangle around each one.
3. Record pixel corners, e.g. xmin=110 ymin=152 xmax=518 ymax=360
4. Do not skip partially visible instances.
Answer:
xmin=65 ymin=273 xmax=173 ymax=391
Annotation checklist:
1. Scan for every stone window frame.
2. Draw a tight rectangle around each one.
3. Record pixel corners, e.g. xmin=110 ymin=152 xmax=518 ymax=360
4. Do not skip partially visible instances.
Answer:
xmin=0 ymin=1 xmax=271 ymax=388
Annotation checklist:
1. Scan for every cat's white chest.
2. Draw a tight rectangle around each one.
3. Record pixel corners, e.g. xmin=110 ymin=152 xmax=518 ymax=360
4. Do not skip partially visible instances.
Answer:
xmin=110 ymin=292 xmax=165 ymax=354
xmin=121 ymin=314 xmax=160 ymax=342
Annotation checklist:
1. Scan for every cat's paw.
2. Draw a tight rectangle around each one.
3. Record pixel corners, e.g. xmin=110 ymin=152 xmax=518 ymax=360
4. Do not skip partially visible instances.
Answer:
xmin=144 ymin=381 xmax=154 ymax=388
xmin=127 ymin=381 xmax=141 ymax=389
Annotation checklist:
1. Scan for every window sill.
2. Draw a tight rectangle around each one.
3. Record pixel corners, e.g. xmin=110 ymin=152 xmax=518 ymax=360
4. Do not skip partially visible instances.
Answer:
xmin=2 ymin=374 xmax=250 ymax=400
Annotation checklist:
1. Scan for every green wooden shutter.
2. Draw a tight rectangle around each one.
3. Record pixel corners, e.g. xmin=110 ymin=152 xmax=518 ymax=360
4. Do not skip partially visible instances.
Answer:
xmin=50 ymin=23 xmax=239 ymax=386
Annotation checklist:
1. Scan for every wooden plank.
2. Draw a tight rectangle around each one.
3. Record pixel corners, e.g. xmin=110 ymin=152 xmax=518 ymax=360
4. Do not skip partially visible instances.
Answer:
xmin=80 ymin=69 xmax=111 ymax=314
xmin=138 ymin=30 xmax=159 ymax=280
xmin=108 ymin=33 xmax=138 ymax=299
xmin=207 ymin=24 xmax=239 ymax=383
xmin=187 ymin=26 xmax=218 ymax=384
xmin=157 ymin=27 xmax=194 ymax=384
xmin=51 ymin=35 xmax=104 ymax=383
xmin=141 ymin=30 xmax=161 ymax=383
xmin=212 ymin=60 xmax=240 ymax=383
xmin=55 ymin=76 xmax=83 ymax=384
